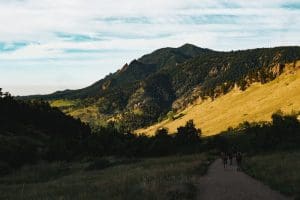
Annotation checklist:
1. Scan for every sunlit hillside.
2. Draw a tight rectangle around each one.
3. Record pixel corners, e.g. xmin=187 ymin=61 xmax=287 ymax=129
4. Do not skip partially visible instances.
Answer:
xmin=50 ymin=100 xmax=107 ymax=127
xmin=136 ymin=62 xmax=300 ymax=136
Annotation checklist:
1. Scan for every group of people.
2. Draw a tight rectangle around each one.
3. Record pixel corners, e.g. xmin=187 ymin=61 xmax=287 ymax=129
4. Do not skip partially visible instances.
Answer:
xmin=221 ymin=150 xmax=243 ymax=171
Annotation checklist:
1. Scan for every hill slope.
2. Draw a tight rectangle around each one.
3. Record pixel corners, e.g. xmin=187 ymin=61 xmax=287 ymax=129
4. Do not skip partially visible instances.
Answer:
xmin=0 ymin=92 xmax=91 ymax=170
xmin=22 ymin=45 xmax=300 ymax=131
xmin=137 ymin=62 xmax=300 ymax=136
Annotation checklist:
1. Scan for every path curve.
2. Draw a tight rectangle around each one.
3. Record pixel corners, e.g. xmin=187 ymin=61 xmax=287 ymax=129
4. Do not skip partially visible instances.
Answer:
xmin=197 ymin=159 xmax=290 ymax=200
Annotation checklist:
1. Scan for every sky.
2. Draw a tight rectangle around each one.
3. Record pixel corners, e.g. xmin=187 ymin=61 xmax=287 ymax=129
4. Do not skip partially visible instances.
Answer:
xmin=0 ymin=0 xmax=299 ymax=95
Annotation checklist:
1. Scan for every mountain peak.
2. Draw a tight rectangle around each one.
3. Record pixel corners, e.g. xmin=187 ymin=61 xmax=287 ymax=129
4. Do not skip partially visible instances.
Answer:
xmin=178 ymin=43 xmax=212 ymax=52
xmin=179 ymin=43 xmax=199 ymax=49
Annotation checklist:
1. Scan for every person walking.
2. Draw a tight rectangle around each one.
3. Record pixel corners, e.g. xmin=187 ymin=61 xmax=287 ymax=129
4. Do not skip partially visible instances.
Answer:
xmin=236 ymin=151 xmax=242 ymax=171
xmin=228 ymin=150 xmax=233 ymax=165
xmin=221 ymin=151 xmax=228 ymax=169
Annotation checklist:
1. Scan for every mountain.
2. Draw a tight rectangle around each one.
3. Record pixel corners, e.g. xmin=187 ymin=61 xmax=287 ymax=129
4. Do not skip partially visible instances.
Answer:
xmin=22 ymin=44 xmax=300 ymax=132
xmin=24 ymin=43 xmax=208 ymax=100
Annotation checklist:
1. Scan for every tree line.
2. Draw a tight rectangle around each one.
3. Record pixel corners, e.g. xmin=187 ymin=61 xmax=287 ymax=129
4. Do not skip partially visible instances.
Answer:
xmin=206 ymin=111 xmax=300 ymax=154
xmin=0 ymin=89 xmax=202 ymax=173
xmin=1 ymin=88 xmax=299 ymax=174
xmin=0 ymin=89 xmax=91 ymax=173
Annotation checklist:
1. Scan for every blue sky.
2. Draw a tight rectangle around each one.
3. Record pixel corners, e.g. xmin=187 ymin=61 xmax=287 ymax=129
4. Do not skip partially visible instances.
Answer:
xmin=0 ymin=0 xmax=299 ymax=95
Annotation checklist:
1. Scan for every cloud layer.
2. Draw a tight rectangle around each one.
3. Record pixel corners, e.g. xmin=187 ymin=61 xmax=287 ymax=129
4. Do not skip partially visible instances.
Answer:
xmin=0 ymin=0 xmax=299 ymax=95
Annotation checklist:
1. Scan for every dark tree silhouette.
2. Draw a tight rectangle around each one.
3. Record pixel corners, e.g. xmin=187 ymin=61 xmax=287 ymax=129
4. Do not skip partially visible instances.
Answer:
xmin=175 ymin=120 xmax=201 ymax=145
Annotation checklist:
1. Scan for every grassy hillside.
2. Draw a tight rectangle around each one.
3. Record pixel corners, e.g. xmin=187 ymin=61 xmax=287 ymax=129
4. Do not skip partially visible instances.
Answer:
xmin=49 ymin=99 xmax=109 ymax=127
xmin=50 ymin=99 xmax=78 ymax=107
xmin=243 ymin=151 xmax=300 ymax=199
xmin=0 ymin=153 xmax=213 ymax=200
xmin=137 ymin=62 xmax=300 ymax=136
xmin=23 ymin=45 xmax=300 ymax=131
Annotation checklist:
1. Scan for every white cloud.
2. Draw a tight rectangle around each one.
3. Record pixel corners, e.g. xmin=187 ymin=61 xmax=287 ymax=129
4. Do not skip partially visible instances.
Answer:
xmin=0 ymin=0 xmax=299 ymax=95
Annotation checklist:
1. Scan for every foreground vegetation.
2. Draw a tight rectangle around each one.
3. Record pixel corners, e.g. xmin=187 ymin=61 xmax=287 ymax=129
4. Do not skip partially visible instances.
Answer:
xmin=0 ymin=153 xmax=214 ymax=200
xmin=243 ymin=151 xmax=300 ymax=200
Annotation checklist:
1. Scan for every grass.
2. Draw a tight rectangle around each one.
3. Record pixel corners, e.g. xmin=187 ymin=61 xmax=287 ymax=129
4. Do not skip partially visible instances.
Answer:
xmin=243 ymin=150 xmax=300 ymax=200
xmin=50 ymin=99 xmax=78 ymax=108
xmin=0 ymin=153 xmax=215 ymax=200
xmin=68 ymin=105 xmax=108 ymax=127
xmin=50 ymin=100 xmax=108 ymax=127
xmin=136 ymin=63 xmax=300 ymax=136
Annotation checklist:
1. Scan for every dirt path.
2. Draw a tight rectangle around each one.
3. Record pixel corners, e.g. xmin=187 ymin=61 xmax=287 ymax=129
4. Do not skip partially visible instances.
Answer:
xmin=197 ymin=159 xmax=290 ymax=200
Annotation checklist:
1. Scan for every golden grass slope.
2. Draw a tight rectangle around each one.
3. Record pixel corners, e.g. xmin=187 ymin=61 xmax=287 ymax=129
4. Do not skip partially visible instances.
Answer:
xmin=136 ymin=62 xmax=300 ymax=137
xmin=50 ymin=99 xmax=78 ymax=108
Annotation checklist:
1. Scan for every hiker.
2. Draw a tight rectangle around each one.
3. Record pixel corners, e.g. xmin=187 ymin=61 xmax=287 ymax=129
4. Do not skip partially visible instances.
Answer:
xmin=236 ymin=151 xmax=242 ymax=171
xmin=228 ymin=150 xmax=233 ymax=165
xmin=221 ymin=152 xmax=228 ymax=169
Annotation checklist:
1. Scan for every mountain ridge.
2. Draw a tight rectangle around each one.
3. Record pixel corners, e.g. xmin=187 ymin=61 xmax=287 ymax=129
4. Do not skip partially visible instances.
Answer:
xmin=20 ymin=44 xmax=300 ymax=131
xmin=22 ymin=43 xmax=206 ymax=100
xmin=21 ymin=44 xmax=299 ymax=100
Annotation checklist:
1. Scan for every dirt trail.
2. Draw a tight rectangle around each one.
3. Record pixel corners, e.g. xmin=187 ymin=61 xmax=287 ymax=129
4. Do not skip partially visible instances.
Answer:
xmin=197 ymin=159 xmax=290 ymax=200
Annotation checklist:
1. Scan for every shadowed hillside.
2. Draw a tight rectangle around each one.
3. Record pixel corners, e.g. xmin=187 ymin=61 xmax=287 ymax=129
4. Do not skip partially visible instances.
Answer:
xmin=21 ymin=45 xmax=300 ymax=131
xmin=0 ymin=90 xmax=91 ymax=172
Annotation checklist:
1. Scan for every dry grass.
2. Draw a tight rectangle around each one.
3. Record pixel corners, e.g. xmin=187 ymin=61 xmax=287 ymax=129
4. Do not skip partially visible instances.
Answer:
xmin=50 ymin=100 xmax=107 ymax=127
xmin=0 ymin=154 xmax=213 ymax=200
xmin=136 ymin=63 xmax=300 ymax=136
xmin=243 ymin=151 xmax=300 ymax=199
xmin=68 ymin=105 xmax=108 ymax=127
xmin=50 ymin=99 xmax=78 ymax=108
